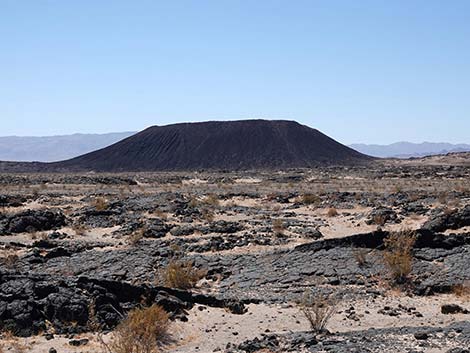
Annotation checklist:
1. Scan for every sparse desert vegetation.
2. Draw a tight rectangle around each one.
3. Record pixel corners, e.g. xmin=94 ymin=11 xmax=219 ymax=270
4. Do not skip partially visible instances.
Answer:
xmin=300 ymin=193 xmax=321 ymax=205
xmin=158 ymin=259 xmax=206 ymax=289
xmin=326 ymin=207 xmax=339 ymax=217
xmin=353 ymin=247 xmax=369 ymax=267
xmin=92 ymin=196 xmax=109 ymax=211
xmin=272 ymin=218 xmax=285 ymax=235
xmin=3 ymin=1 xmax=470 ymax=351
xmin=108 ymin=305 xmax=170 ymax=353
xmin=300 ymin=290 xmax=339 ymax=333
xmin=0 ymin=160 xmax=469 ymax=352
xmin=383 ymin=229 xmax=416 ymax=285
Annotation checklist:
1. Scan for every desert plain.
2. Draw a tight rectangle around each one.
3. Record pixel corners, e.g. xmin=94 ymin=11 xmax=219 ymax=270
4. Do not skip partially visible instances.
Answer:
xmin=0 ymin=155 xmax=469 ymax=353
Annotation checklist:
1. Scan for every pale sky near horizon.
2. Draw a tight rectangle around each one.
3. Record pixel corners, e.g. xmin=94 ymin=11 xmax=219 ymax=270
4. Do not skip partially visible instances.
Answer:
xmin=1 ymin=0 xmax=469 ymax=144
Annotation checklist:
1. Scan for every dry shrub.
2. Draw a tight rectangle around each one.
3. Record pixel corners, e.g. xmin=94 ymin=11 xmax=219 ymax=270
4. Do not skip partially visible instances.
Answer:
xmin=201 ymin=209 xmax=215 ymax=223
xmin=392 ymin=185 xmax=402 ymax=193
xmin=30 ymin=231 xmax=47 ymax=241
xmin=92 ymin=197 xmax=108 ymax=211
xmin=352 ymin=247 xmax=368 ymax=267
xmin=372 ymin=214 xmax=387 ymax=226
xmin=383 ymin=230 xmax=416 ymax=284
xmin=203 ymin=194 xmax=219 ymax=207
xmin=272 ymin=219 xmax=285 ymax=235
xmin=300 ymin=290 xmax=338 ymax=333
xmin=226 ymin=200 xmax=237 ymax=208
xmin=447 ymin=198 xmax=461 ymax=209
xmin=301 ymin=194 xmax=321 ymax=205
xmin=453 ymin=282 xmax=470 ymax=299
xmin=72 ymin=223 xmax=88 ymax=236
xmin=408 ymin=192 xmax=420 ymax=202
xmin=0 ymin=331 xmax=28 ymax=353
xmin=169 ymin=243 xmax=182 ymax=256
xmin=158 ymin=259 xmax=205 ymax=289
xmin=87 ymin=298 xmax=101 ymax=332
xmin=154 ymin=209 xmax=168 ymax=220
xmin=266 ymin=193 xmax=278 ymax=201
xmin=109 ymin=305 xmax=170 ymax=353
xmin=1 ymin=251 xmax=19 ymax=270
xmin=118 ymin=187 xmax=128 ymax=199
xmin=456 ymin=183 xmax=469 ymax=193
xmin=128 ymin=227 xmax=145 ymax=246
xmin=327 ymin=207 xmax=338 ymax=217
xmin=32 ymin=187 xmax=40 ymax=198
xmin=437 ymin=192 xmax=448 ymax=205
xmin=188 ymin=197 xmax=199 ymax=208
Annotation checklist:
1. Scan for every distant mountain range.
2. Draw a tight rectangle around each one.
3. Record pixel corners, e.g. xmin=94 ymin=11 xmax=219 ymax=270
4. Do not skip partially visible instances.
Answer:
xmin=0 ymin=132 xmax=136 ymax=162
xmin=349 ymin=142 xmax=470 ymax=158
xmin=0 ymin=129 xmax=468 ymax=163
xmin=0 ymin=120 xmax=370 ymax=172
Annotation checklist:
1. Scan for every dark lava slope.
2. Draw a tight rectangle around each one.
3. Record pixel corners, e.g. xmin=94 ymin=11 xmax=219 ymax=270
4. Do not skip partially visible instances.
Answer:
xmin=0 ymin=120 xmax=371 ymax=172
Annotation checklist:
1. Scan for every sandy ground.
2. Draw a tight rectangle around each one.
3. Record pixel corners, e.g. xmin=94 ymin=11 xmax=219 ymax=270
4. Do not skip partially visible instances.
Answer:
xmin=1 ymin=166 xmax=469 ymax=353
xmin=9 ymin=293 xmax=469 ymax=353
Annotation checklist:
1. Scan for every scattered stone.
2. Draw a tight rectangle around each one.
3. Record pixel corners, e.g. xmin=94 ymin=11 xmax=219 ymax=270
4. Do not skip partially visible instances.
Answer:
xmin=68 ymin=338 xmax=89 ymax=346
xmin=441 ymin=304 xmax=469 ymax=315
xmin=414 ymin=332 xmax=429 ymax=340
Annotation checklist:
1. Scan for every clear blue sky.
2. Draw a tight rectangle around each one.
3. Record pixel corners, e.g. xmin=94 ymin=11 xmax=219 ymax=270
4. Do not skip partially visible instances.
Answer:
xmin=1 ymin=0 xmax=469 ymax=144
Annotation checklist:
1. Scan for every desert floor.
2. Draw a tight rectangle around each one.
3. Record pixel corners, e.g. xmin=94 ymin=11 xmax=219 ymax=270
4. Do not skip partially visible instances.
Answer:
xmin=0 ymin=158 xmax=469 ymax=352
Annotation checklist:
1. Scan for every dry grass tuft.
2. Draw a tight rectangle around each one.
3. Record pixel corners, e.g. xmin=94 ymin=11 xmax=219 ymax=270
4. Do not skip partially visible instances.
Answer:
xmin=0 ymin=331 xmax=29 ymax=353
xmin=201 ymin=209 xmax=215 ymax=223
xmin=300 ymin=290 xmax=339 ymax=333
xmin=327 ymin=207 xmax=338 ymax=217
xmin=109 ymin=305 xmax=170 ymax=353
xmin=72 ymin=223 xmax=88 ymax=236
xmin=383 ymin=229 xmax=416 ymax=284
xmin=158 ymin=259 xmax=205 ymax=290
xmin=153 ymin=209 xmax=168 ymax=220
xmin=453 ymin=282 xmax=470 ymax=300
xmin=92 ymin=197 xmax=109 ymax=211
xmin=272 ymin=219 xmax=285 ymax=235
xmin=203 ymin=194 xmax=219 ymax=207
xmin=188 ymin=197 xmax=199 ymax=208
xmin=371 ymin=214 xmax=387 ymax=226
xmin=300 ymin=193 xmax=321 ymax=205
xmin=1 ymin=252 xmax=19 ymax=269
xmin=352 ymin=247 xmax=368 ymax=267
xmin=437 ymin=192 xmax=448 ymax=205
xmin=168 ymin=243 xmax=182 ymax=256
xmin=128 ymin=227 xmax=146 ymax=246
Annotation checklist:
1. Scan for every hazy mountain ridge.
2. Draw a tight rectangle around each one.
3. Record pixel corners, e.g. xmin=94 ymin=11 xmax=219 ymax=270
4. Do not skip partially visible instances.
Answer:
xmin=0 ymin=120 xmax=371 ymax=172
xmin=349 ymin=142 xmax=470 ymax=158
xmin=0 ymin=132 xmax=136 ymax=162
xmin=1 ymin=130 xmax=469 ymax=163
